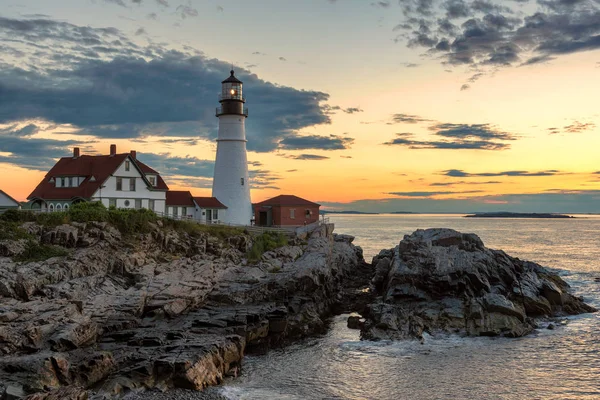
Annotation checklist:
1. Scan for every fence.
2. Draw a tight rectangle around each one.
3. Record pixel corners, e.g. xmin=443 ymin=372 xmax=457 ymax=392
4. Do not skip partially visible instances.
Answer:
xmin=14 ymin=208 xmax=330 ymax=237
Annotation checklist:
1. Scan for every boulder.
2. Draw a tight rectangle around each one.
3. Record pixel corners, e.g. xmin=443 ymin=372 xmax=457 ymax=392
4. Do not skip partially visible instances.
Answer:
xmin=362 ymin=228 xmax=596 ymax=340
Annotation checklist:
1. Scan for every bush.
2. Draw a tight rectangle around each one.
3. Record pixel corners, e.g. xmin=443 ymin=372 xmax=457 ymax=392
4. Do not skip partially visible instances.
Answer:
xmin=0 ymin=221 xmax=33 ymax=240
xmin=14 ymin=241 xmax=69 ymax=262
xmin=69 ymin=201 xmax=109 ymax=223
xmin=247 ymin=231 xmax=289 ymax=263
xmin=0 ymin=209 xmax=37 ymax=223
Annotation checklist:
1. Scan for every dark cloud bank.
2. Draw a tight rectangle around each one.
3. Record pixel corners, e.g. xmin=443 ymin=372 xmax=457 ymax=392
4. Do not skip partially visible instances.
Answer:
xmin=0 ymin=15 xmax=347 ymax=184
xmin=387 ymin=0 xmax=600 ymax=86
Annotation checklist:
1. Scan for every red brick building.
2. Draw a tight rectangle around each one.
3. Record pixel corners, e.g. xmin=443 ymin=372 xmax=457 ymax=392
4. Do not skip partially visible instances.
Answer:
xmin=254 ymin=195 xmax=320 ymax=227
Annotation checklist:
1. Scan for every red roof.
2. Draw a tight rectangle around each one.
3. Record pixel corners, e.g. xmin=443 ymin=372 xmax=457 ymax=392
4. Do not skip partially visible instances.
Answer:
xmin=193 ymin=197 xmax=227 ymax=209
xmin=136 ymin=160 xmax=169 ymax=190
xmin=254 ymin=195 xmax=320 ymax=207
xmin=28 ymin=153 xmax=168 ymax=201
xmin=166 ymin=191 xmax=195 ymax=206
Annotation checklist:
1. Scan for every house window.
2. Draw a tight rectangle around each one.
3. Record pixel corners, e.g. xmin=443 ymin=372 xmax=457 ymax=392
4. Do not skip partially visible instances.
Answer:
xmin=68 ymin=177 xmax=73 ymax=187
xmin=124 ymin=200 xmax=130 ymax=207
xmin=213 ymin=209 xmax=219 ymax=220
xmin=61 ymin=177 xmax=65 ymax=187
xmin=241 ymin=178 xmax=244 ymax=186
xmin=109 ymin=199 xmax=116 ymax=208
xmin=306 ymin=209 xmax=311 ymax=217
xmin=148 ymin=176 xmax=156 ymax=186
xmin=56 ymin=204 xmax=62 ymax=210
xmin=64 ymin=203 xmax=70 ymax=210
xmin=173 ymin=207 xmax=178 ymax=217
xmin=290 ymin=209 xmax=295 ymax=219
xmin=182 ymin=207 xmax=187 ymax=217
xmin=49 ymin=204 xmax=55 ymax=212
xmin=149 ymin=199 xmax=155 ymax=211
xmin=116 ymin=178 xmax=123 ymax=191
xmin=129 ymin=178 xmax=136 ymax=191
xmin=125 ymin=161 xmax=130 ymax=171
xmin=135 ymin=199 xmax=142 ymax=209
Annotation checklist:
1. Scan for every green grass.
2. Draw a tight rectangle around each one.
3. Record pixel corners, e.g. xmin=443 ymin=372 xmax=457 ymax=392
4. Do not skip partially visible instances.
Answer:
xmin=1 ymin=202 xmax=245 ymax=239
xmin=13 ymin=241 xmax=69 ymax=262
xmin=247 ymin=231 xmax=289 ymax=263
xmin=0 ymin=221 xmax=33 ymax=241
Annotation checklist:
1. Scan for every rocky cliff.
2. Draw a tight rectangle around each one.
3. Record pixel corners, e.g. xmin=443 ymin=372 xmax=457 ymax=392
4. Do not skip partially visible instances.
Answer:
xmin=0 ymin=220 xmax=367 ymax=399
xmin=362 ymin=228 xmax=596 ymax=340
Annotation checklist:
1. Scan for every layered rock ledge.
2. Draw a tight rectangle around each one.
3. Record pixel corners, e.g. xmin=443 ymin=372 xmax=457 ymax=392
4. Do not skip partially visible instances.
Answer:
xmin=362 ymin=228 xmax=596 ymax=340
xmin=0 ymin=221 xmax=367 ymax=399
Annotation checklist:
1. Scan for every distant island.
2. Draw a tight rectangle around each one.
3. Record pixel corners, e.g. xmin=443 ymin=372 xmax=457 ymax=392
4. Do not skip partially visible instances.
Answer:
xmin=465 ymin=212 xmax=574 ymax=219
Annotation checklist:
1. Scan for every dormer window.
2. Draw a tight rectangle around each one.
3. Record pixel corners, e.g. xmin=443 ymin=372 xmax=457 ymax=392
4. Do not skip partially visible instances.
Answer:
xmin=125 ymin=161 xmax=130 ymax=171
xmin=148 ymin=176 xmax=156 ymax=186
xmin=61 ymin=177 xmax=65 ymax=187
xmin=68 ymin=177 xmax=73 ymax=187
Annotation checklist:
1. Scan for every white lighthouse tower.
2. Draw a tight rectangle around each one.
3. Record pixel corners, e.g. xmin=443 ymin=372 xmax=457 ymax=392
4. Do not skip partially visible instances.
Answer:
xmin=212 ymin=70 xmax=252 ymax=225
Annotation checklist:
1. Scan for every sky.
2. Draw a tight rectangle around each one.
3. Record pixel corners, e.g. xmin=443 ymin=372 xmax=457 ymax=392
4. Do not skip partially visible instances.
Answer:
xmin=0 ymin=0 xmax=599 ymax=213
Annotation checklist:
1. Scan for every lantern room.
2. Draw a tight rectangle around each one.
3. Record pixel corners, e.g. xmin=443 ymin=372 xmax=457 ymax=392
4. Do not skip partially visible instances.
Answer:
xmin=217 ymin=70 xmax=248 ymax=117
xmin=220 ymin=70 xmax=244 ymax=101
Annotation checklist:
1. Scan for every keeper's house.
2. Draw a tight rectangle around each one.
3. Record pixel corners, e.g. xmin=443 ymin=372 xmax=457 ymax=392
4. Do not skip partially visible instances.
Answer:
xmin=27 ymin=145 xmax=169 ymax=213
xmin=253 ymin=195 xmax=320 ymax=227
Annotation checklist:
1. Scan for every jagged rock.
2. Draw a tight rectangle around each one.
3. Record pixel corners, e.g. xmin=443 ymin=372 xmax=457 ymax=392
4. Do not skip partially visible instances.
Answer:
xmin=0 ymin=239 xmax=27 ymax=257
xmin=362 ymin=228 xmax=596 ymax=341
xmin=334 ymin=234 xmax=355 ymax=243
xmin=0 ymin=219 xmax=366 ymax=398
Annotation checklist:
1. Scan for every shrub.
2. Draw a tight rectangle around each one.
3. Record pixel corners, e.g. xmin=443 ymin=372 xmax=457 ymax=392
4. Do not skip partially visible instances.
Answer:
xmin=36 ymin=212 xmax=70 ymax=227
xmin=0 ymin=221 xmax=33 ymax=241
xmin=69 ymin=201 xmax=109 ymax=223
xmin=247 ymin=231 xmax=289 ymax=263
xmin=14 ymin=241 xmax=69 ymax=262
xmin=0 ymin=209 xmax=37 ymax=223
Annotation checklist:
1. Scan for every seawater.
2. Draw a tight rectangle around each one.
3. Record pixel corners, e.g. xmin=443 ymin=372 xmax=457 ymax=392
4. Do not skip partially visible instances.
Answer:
xmin=214 ymin=215 xmax=600 ymax=400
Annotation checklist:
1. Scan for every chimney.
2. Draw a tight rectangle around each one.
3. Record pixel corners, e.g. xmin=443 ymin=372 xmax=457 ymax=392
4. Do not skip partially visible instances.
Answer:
xmin=73 ymin=147 xmax=80 ymax=158
xmin=130 ymin=150 xmax=137 ymax=160
xmin=110 ymin=144 xmax=116 ymax=156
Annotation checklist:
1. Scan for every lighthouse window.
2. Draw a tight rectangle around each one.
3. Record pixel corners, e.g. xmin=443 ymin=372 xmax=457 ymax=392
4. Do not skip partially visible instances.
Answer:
xmin=241 ymin=178 xmax=244 ymax=186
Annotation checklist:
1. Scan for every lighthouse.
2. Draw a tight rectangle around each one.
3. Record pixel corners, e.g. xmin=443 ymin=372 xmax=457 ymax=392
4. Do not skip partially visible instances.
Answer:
xmin=212 ymin=70 xmax=252 ymax=225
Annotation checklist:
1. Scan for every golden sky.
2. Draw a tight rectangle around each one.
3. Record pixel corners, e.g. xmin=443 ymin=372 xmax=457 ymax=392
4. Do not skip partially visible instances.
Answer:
xmin=1 ymin=0 xmax=599 ymax=212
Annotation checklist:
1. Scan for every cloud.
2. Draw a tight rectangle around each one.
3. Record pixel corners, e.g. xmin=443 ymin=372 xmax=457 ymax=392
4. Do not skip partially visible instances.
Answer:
xmin=0 ymin=124 xmax=84 ymax=170
xmin=564 ymin=121 xmax=596 ymax=133
xmin=429 ymin=180 xmax=502 ymax=186
xmin=388 ymin=190 xmax=484 ymax=197
xmin=343 ymin=107 xmax=363 ymax=114
xmin=176 ymin=5 xmax=199 ymax=19
xmin=547 ymin=121 xmax=597 ymax=134
xmin=285 ymin=154 xmax=330 ymax=160
xmin=279 ymin=56 xmax=287 ymax=61
xmin=384 ymin=123 xmax=516 ymax=150
xmin=278 ymin=134 xmax=354 ymax=150
xmin=391 ymin=0 xmax=600 ymax=88
xmin=135 ymin=27 xmax=147 ymax=36
xmin=443 ymin=169 xmax=563 ymax=177
xmin=0 ymin=16 xmax=332 ymax=155
xmin=390 ymin=113 xmax=432 ymax=124
xmin=371 ymin=1 xmax=391 ymax=7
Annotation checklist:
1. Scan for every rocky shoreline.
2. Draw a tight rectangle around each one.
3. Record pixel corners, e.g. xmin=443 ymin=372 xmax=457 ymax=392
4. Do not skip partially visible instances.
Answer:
xmin=0 ymin=220 xmax=596 ymax=399
xmin=0 ymin=219 xmax=369 ymax=399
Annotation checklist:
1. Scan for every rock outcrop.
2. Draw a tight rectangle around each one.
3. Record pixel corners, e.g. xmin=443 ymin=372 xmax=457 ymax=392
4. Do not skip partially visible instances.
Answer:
xmin=0 ymin=222 xmax=366 ymax=399
xmin=362 ymin=228 xmax=596 ymax=340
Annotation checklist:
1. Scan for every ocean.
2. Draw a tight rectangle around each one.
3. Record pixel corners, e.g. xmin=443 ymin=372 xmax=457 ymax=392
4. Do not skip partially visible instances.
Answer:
xmin=207 ymin=214 xmax=600 ymax=400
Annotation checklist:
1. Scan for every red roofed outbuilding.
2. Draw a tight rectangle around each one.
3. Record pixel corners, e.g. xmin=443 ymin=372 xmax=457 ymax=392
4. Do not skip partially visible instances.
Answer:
xmin=253 ymin=195 xmax=320 ymax=227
